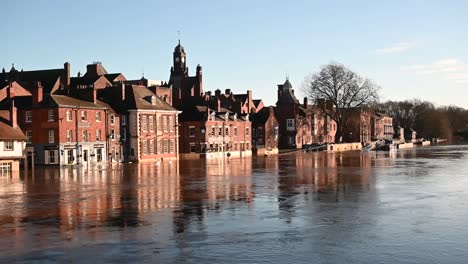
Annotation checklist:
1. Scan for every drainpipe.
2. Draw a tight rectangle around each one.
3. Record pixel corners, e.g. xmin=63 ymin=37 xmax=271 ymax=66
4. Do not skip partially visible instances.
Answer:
xmin=75 ymin=106 xmax=80 ymax=165
xmin=104 ymin=109 xmax=109 ymax=163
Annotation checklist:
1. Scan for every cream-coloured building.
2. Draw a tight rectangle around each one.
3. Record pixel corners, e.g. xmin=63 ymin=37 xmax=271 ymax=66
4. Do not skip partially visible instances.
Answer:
xmin=0 ymin=101 xmax=27 ymax=175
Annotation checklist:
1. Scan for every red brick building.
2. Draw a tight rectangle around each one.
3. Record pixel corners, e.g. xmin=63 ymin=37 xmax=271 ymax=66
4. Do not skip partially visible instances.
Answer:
xmin=167 ymin=41 xmax=253 ymax=158
xmin=0 ymin=63 xmax=122 ymax=165
xmin=179 ymin=106 xmax=251 ymax=158
xmin=251 ymin=106 xmax=279 ymax=155
xmin=102 ymin=84 xmax=180 ymax=162
xmin=275 ymin=79 xmax=336 ymax=149
xmin=371 ymin=112 xmax=393 ymax=141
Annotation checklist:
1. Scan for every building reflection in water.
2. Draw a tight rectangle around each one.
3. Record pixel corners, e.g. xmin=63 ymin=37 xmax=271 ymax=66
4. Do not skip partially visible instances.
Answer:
xmin=273 ymin=152 xmax=375 ymax=223
xmin=172 ymin=158 xmax=253 ymax=236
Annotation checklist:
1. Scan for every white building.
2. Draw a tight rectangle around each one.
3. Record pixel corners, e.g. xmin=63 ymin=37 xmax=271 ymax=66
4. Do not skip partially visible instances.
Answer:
xmin=0 ymin=102 xmax=26 ymax=175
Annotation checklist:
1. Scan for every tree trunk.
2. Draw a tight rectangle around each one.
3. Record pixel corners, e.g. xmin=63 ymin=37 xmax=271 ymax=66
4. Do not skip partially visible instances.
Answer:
xmin=335 ymin=125 xmax=343 ymax=143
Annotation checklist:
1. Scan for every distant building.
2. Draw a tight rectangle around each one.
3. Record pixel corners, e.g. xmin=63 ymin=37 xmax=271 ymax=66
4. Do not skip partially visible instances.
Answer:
xmin=275 ymin=79 xmax=336 ymax=149
xmin=371 ymin=112 xmax=393 ymax=141
xmin=250 ymin=106 xmax=279 ymax=155
xmin=167 ymin=41 xmax=253 ymax=158
xmin=178 ymin=106 xmax=252 ymax=158
xmin=343 ymin=107 xmax=372 ymax=143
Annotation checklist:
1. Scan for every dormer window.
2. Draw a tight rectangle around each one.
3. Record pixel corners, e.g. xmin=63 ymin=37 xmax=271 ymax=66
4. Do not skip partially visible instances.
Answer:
xmin=225 ymin=112 xmax=229 ymax=120
xmin=233 ymin=113 xmax=237 ymax=121
xmin=245 ymin=114 xmax=249 ymax=122
xmin=211 ymin=111 xmax=216 ymax=121
xmin=151 ymin=96 xmax=156 ymax=105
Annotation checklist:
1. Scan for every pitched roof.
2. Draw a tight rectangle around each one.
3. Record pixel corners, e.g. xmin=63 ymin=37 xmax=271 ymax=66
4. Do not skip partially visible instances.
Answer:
xmin=0 ymin=82 xmax=32 ymax=101
xmin=0 ymin=120 xmax=26 ymax=140
xmin=51 ymin=95 xmax=109 ymax=109
xmin=1 ymin=68 xmax=63 ymax=93
xmin=104 ymin=73 xmax=126 ymax=82
xmin=250 ymin=107 xmax=271 ymax=124
xmin=126 ymin=85 xmax=177 ymax=111
xmin=253 ymin=99 xmax=262 ymax=108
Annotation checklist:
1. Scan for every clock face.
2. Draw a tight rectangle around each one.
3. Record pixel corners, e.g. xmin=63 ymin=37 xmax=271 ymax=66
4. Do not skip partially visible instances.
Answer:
xmin=175 ymin=57 xmax=180 ymax=63
xmin=181 ymin=57 xmax=185 ymax=63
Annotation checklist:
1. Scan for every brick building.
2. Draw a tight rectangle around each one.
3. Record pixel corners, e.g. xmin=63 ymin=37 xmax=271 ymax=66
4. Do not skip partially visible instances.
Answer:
xmin=275 ymin=79 xmax=336 ymax=149
xmin=343 ymin=107 xmax=372 ymax=143
xmin=0 ymin=63 xmax=122 ymax=165
xmin=179 ymin=105 xmax=251 ymax=158
xmin=250 ymin=106 xmax=279 ymax=155
xmin=167 ymin=41 xmax=252 ymax=158
xmin=371 ymin=112 xmax=393 ymax=141
xmin=0 ymin=89 xmax=27 ymax=174
xmin=101 ymin=84 xmax=180 ymax=162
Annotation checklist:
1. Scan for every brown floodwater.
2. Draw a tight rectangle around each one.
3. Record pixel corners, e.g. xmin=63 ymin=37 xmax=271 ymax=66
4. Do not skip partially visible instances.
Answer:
xmin=0 ymin=145 xmax=468 ymax=263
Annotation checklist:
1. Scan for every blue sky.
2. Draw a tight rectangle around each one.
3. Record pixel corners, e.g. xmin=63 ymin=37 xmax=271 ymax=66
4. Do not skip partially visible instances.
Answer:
xmin=2 ymin=0 xmax=468 ymax=107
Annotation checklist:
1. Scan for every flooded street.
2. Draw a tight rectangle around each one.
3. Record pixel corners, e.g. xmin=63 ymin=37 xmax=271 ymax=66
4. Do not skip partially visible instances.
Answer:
xmin=1 ymin=145 xmax=468 ymax=263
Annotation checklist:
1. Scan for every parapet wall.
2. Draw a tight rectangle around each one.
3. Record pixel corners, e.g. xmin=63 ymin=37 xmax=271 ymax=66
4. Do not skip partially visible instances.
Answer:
xmin=327 ymin=143 xmax=362 ymax=152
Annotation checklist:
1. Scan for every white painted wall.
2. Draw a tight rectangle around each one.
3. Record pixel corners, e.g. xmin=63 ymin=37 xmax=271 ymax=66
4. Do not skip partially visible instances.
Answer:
xmin=0 ymin=140 xmax=25 ymax=158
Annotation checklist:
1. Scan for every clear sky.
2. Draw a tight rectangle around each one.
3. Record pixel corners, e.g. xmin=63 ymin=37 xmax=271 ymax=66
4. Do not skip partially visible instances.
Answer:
xmin=2 ymin=0 xmax=468 ymax=107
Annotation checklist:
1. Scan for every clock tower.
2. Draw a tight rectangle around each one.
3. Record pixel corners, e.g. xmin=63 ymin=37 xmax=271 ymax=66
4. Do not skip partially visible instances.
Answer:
xmin=172 ymin=40 xmax=187 ymax=76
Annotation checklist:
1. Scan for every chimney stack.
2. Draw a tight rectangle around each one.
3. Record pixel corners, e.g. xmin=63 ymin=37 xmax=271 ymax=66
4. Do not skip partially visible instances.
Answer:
xmin=93 ymin=88 xmax=97 ymax=103
xmin=303 ymin=97 xmax=308 ymax=108
xmin=63 ymin=62 xmax=70 ymax=89
xmin=7 ymin=83 xmax=14 ymax=99
xmin=10 ymin=100 xmax=17 ymax=128
xmin=121 ymin=82 xmax=126 ymax=101
xmin=32 ymin=81 xmax=43 ymax=105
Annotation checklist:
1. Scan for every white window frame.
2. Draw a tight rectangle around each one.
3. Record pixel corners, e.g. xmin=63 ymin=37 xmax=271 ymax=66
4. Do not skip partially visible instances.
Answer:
xmin=149 ymin=139 xmax=154 ymax=154
xmin=66 ymin=110 xmax=72 ymax=121
xmin=48 ymin=110 xmax=54 ymax=122
xmin=67 ymin=130 xmax=72 ymax=143
xmin=189 ymin=126 xmax=196 ymax=137
xmin=25 ymin=111 xmax=32 ymax=123
xmin=142 ymin=140 xmax=148 ymax=155
xmin=141 ymin=115 xmax=147 ymax=132
xmin=149 ymin=116 xmax=154 ymax=131
xmin=163 ymin=116 xmax=168 ymax=132
xmin=169 ymin=116 xmax=174 ymax=132
xmin=110 ymin=129 xmax=115 ymax=140
xmin=48 ymin=130 xmax=55 ymax=144
xmin=26 ymin=131 xmax=32 ymax=143
xmin=4 ymin=141 xmax=14 ymax=151
xmin=286 ymin=119 xmax=295 ymax=131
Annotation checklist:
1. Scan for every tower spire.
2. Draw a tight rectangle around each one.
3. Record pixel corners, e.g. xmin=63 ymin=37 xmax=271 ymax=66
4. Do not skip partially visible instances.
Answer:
xmin=177 ymin=30 xmax=181 ymax=45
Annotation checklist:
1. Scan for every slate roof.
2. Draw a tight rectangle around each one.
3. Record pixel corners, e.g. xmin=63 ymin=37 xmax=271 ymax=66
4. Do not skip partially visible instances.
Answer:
xmin=277 ymin=79 xmax=299 ymax=105
xmin=0 ymin=113 xmax=27 ymax=141
xmin=125 ymin=85 xmax=177 ymax=111
xmin=50 ymin=95 xmax=109 ymax=109
xmin=0 ymin=68 xmax=63 ymax=93
xmin=253 ymin=99 xmax=262 ymax=108
xmin=250 ymin=107 xmax=272 ymax=125
xmin=104 ymin=73 xmax=124 ymax=82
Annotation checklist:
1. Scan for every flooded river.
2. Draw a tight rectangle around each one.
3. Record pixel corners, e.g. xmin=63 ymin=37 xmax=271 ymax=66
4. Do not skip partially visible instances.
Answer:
xmin=1 ymin=145 xmax=468 ymax=263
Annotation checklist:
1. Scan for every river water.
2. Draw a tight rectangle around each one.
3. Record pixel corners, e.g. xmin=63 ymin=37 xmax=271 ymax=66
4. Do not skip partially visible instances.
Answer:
xmin=0 ymin=145 xmax=467 ymax=263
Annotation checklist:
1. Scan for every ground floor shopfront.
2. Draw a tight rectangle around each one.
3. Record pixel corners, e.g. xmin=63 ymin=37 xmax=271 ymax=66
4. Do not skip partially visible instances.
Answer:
xmin=25 ymin=142 xmax=112 ymax=166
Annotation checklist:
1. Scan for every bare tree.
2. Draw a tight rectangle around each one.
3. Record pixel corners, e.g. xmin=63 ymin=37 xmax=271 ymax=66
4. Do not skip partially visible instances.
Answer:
xmin=303 ymin=63 xmax=380 ymax=142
